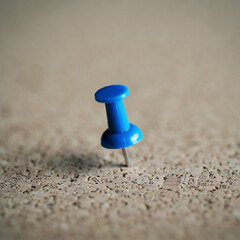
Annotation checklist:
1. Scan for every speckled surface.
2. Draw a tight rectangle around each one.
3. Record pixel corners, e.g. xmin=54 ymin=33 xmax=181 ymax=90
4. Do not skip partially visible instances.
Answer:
xmin=0 ymin=1 xmax=240 ymax=239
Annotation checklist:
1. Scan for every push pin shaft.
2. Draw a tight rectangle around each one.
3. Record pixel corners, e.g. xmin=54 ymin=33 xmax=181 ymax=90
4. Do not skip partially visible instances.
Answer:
xmin=122 ymin=148 xmax=129 ymax=167
xmin=95 ymin=85 xmax=143 ymax=167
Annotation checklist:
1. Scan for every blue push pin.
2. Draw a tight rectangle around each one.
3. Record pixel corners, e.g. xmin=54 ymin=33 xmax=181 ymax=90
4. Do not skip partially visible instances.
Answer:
xmin=95 ymin=84 xmax=143 ymax=167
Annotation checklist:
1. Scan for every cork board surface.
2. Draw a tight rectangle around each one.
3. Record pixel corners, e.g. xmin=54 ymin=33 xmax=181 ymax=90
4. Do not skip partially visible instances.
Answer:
xmin=0 ymin=1 xmax=240 ymax=239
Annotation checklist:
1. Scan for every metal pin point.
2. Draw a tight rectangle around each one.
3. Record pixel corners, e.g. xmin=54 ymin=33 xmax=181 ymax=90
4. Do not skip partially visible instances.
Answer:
xmin=95 ymin=85 xmax=143 ymax=167
xmin=122 ymin=148 xmax=129 ymax=167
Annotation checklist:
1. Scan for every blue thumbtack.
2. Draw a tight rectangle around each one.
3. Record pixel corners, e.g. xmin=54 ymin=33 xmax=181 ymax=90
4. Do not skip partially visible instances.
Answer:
xmin=95 ymin=84 xmax=143 ymax=167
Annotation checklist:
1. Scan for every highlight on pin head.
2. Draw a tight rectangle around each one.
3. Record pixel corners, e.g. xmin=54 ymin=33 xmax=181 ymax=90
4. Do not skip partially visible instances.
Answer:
xmin=95 ymin=84 xmax=143 ymax=166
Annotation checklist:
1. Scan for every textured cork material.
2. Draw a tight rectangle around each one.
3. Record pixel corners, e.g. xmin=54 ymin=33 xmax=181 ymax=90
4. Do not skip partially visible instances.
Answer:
xmin=0 ymin=1 xmax=240 ymax=239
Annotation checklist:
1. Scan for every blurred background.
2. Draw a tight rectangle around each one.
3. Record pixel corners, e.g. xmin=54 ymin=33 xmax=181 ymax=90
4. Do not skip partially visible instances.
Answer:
xmin=0 ymin=0 xmax=240 ymax=239
xmin=0 ymin=0 xmax=240 ymax=151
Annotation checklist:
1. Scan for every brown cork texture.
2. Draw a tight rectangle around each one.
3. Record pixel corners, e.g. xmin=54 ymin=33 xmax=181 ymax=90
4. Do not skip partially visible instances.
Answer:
xmin=0 ymin=1 xmax=240 ymax=239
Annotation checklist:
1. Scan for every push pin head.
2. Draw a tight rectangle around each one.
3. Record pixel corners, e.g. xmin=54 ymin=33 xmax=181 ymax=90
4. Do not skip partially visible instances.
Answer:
xmin=95 ymin=84 xmax=143 ymax=166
